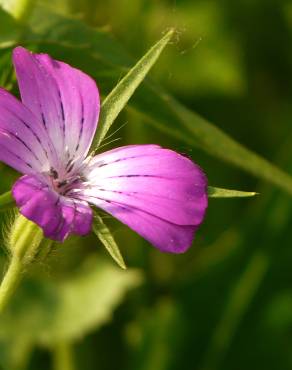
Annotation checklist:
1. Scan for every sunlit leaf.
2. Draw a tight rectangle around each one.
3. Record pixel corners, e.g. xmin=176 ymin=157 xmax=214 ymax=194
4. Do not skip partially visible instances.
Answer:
xmin=208 ymin=186 xmax=258 ymax=198
xmin=0 ymin=0 xmax=35 ymax=21
xmin=0 ymin=7 xmax=21 ymax=47
xmin=92 ymin=213 xmax=126 ymax=270
xmin=24 ymin=4 xmax=131 ymax=67
xmin=0 ymin=256 xmax=142 ymax=344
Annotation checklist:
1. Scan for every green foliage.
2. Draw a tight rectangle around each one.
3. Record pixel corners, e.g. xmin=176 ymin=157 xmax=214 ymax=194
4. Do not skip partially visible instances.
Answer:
xmin=90 ymin=29 xmax=174 ymax=149
xmin=127 ymin=299 xmax=186 ymax=370
xmin=1 ymin=3 xmax=292 ymax=194
xmin=208 ymin=187 xmax=257 ymax=198
xmin=0 ymin=191 xmax=14 ymax=212
xmin=0 ymin=256 xmax=142 ymax=368
xmin=93 ymin=213 xmax=126 ymax=270
xmin=0 ymin=1 xmax=292 ymax=370
xmin=0 ymin=0 xmax=35 ymax=21
xmin=0 ymin=6 xmax=20 ymax=47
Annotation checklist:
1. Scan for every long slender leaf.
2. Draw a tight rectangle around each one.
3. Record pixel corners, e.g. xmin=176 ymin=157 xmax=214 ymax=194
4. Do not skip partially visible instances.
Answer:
xmin=165 ymin=96 xmax=292 ymax=195
xmin=92 ymin=213 xmax=126 ymax=270
xmin=126 ymin=83 xmax=292 ymax=195
xmin=208 ymin=186 xmax=258 ymax=198
xmin=90 ymin=29 xmax=174 ymax=150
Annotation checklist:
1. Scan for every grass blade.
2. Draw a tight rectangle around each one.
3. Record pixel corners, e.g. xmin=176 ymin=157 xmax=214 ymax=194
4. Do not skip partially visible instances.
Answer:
xmin=92 ymin=213 xmax=126 ymax=270
xmin=208 ymin=186 xmax=258 ymax=198
xmin=90 ymin=29 xmax=174 ymax=150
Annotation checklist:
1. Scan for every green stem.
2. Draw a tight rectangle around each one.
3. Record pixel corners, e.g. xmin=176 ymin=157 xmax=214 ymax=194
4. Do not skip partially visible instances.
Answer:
xmin=0 ymin=255 xmax=23 ymax=312
xmin=36 ymin=239 xmax=54 ymax=261
xmin=0 ymin=215 xmax=44 ymax=313
xmin=53 ymin=342 xmax=75 ymax=370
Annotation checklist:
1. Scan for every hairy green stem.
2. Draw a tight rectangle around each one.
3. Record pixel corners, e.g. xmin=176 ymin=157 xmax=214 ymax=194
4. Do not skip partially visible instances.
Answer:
xmin=36 ymin=238 xmax=54 ymax=261
xmin=0 ymin=255 xmax=23 ymax=312
xmin=0 ymin=215 xmax=44 ymax=313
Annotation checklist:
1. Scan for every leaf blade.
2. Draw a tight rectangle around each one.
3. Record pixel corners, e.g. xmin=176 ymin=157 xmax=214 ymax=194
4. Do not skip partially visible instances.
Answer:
xmin=208 ymin=186 xmax=258 ymax=198
xmin=92 ymin=213 xmax=126 ymax=270
xmin=90 ymin=29 xmax=174 ymax=150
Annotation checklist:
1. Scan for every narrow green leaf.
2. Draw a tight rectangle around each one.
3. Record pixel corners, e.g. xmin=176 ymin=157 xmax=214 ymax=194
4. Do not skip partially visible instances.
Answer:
xmin=90 ymin=29 xmax=174 ymax=150
xmin=0 ymin=190 xmax=15 ymax=211
xmin=164 ymin=96 xmax=292 ymax=196
xmin=127 ymin=86 xmax=292 ymax=196
xmin=208 ymin=186 xmax=258 ymax=198
xmin=92 ymin=213 xmax=126 ymax=270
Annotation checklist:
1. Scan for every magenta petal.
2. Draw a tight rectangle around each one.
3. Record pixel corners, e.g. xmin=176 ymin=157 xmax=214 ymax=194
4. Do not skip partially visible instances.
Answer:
xmin=0 ymin=88 xmax=52 ymax=174
xmin=12 ymin=175 xmax=93 ymax=242
xmin=60 ymin=198 xmax=93 ymax=238
xmin=13 ymin=47 xmax=100 ymax=167
xmin=81 ymin=145 xmax=208 ymax=253
xmin=94 ymin=201 xmax=198 ymax=253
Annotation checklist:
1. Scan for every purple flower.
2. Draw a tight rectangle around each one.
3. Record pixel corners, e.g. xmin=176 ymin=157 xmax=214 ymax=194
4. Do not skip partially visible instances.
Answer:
xmin=0 ymin=47 xmax=208 ymax=253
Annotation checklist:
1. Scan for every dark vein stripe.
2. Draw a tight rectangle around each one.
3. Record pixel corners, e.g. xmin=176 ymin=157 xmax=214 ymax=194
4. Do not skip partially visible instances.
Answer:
xmin=57 ymin=87 xmax=66 ymax=137
xmin=41 ymin=112 xmax=47 ymax=128
xmin=107 ymin=174 xmax=164 ymax=179
xmin=3 ymin=105 xmax=49 ymax=159
xmin=0 ymin=144 xmax=33 ymax=170
xmin=54 ymin=196 xmax=60 ymax=206
xmin=18 ymin=180 xmax=49 ymax=192
xmin=75 ymin=93 xmax=84 ymax=152
xmin=94 ymin=154 xmax=149 ymax=168
xmin=71 ymin=200 xmax=77 ymax=233
xmin=4 ymin=129 xmax=42 ymax=164
xmin=82 ymin=194 xmax=185 ymax=226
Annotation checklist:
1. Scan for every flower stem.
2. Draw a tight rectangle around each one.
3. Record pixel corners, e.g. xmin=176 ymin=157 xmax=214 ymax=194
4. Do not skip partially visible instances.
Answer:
xmin=0 ymin=255 xmax=23 ymax=312
xmin=53 ymin=342 xmax=75 ymax=370
xmin=0 ymin=214 xmax=44 ymax=313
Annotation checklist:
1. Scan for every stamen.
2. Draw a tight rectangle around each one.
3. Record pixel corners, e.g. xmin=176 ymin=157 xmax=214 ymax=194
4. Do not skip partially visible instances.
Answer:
xmin=50 ymin=167 xmax=58 ymax=179
xmin=57 ymin=180 xmax=68 ymax=188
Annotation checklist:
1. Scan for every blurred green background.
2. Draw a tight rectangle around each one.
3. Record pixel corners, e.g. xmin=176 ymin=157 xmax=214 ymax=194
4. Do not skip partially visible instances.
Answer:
xmin=1 ymin=0 xmax=292 ymax=370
